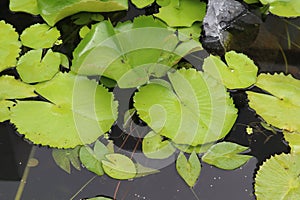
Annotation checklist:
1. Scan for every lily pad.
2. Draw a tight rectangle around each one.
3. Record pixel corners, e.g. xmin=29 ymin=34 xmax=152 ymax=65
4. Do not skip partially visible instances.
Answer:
xmin=0 ymin=101 xmax=15 ymax=122
xmin=134 ymin=68 xmax=237 ymax=146
xmin=176 ymin=151 xmax=201 ymax=187
xmin=0 ymin=21 xmax=21 ymax=72
xmin=10 ymin=72 xmax=118 ymax=148
xmin=255 ymin=153 xmax=300 ymax=199
xmin=102 ymin=153 xmax=136 ymax=180
xmin=283 ymin=131 xmax=300 ymax=154
xmin=37 ymin=0 xmax=128 ymax=26
xmin=260 ymin=0 xmax=300 ymax=17
xmin=20 ymin=23 xmax=60 ymax=49
xmin=154 ymin=0 xmax=206 ymax=27
xmin=131 ymin=0 xmax=155 ymax=8
xmin=142 ymin=131 xmax=176 ymax=159
xmin=203 ymin=51 xmax=258 ymax=89
xmin=72 ymin=16 xmax=201 ymax=88
xmin=52 ymin=146 xmax=81 ymax=173
xmin=9 ymin=0 xmax=39 ymax=15
xmin=16 ymin=49 xmax=61 ymax=83
xmin=247 ymin=73 xmax=300 ymax=132
xmin=79 ymin=140 xmax=110 ymax=176
xmin=201 ymin=142 xmax=252 ymax=170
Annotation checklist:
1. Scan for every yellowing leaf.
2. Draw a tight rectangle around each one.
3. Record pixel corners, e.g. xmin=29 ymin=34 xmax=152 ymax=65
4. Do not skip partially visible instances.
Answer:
xmin=10 ymin=72 xmax=118 ymax=148
xmin=176 ymin=151 xmax=201 ymax=187
xmin=16 ymin=49 xmax=61 ymax=83
xmin=203 ymin=51 xmax=258 ymax=89
xmin=255 ymin=153 xmax=300 ymax=200
xmin=0 ymin=21 xmax=21 ymax=72
xmin=154 ymin=0 xmax=206 ymax=27
xmin=102 ymin=153 xmax=136 ymax=180
xmin=20 ymin=23 xmax=61 ymax=49
xmin=247 ymin=73 xmax=300 ymax=132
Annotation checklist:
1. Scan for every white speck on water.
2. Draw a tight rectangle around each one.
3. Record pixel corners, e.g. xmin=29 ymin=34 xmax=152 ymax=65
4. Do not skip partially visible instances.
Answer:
xmin=210 ymin=184 xmax=213 ymax=187
xmin=213 ymin=177 xmax=217 ymax=180
xmin=19 ymin=162 xmax=22 ymax=165
xmin=176 ymin=189 xmax=180 ymax=192
xmin=244 ymin=175 xmax=248 ymax=178
xmin=245 ymin=189 xmax=248 ymax=192
xmin=240 ymin=167 xmax=243 ymax=170
xmin=218 ymin=176 xmax=221 ymax=180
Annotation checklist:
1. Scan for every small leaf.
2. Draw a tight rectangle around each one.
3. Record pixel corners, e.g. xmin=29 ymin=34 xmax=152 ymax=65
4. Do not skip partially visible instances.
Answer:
xmin=156 ymin=0 xmax=171 ymax=7
xmin=79 ymin=140 xmax=109 ymax=176
xmin=173 ymin=142 xmax=213 ymax=154
xmin=102 ymin=153 xmax=136 ymax=180
xmin=255 ymin=153 xmax=300 ymax=199
xmin=202 ymin=142 xmax=252 ymax=170
xmin=52 ymin=146 xmax=81 ymax=173
xmin=203 ymin=51 xmax=258 ymax=89
xmin=283 ymin=131 xmax=300 ymax=154
xmin=79 ymin=26 xmax=91 ymax=38
xmin=154 ymin=0 xmax=206 ymax=27
xmin=9 ymin=0 xmax=39 ymax=15
xmin=16 ymin=49 xmax=61 ymax=83
xmin=59 ymin=53 xmax=70 ymax=69
xmin=131 ymin=0 xmax=155 ymax=8
xmin=260 ymin=0 xmax=300 ymax=17
xmin=176 ymin=151 xmax=201 ymax=187
xmin=135 ymin=163 xmax=160 ymax=178
xmin=123 ymin=108 xmax=136 ymax=129
xmin=20 ymin=23 xmax=61 ymax=49
xmin=0 ymin=20 xmax=21 ymax=72
xmin=142 ymin=131 xmax=176 ymax=159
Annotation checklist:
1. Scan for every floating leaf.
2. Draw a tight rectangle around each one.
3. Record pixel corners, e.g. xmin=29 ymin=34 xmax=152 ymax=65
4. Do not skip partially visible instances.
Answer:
xmin=79 ymin=140 xmax=110 ymax=176
xmin=255 ymin=153 xmax=300 ymax=199
xmin=16 ymin=49 xmax=61 ymax=83
xmin=142 ymin=131 xmax=176 ymax=159
xmin=244 ymin=0 xmax=259 ymax=4
xmin=201 ymin=142 xmax=252 ymax=170
xmin=0 ymin=21 xmax=21 ymax=72
xmin=79 ymin=26 xmax=91 ymax=38
xmin=72 ymin=16 xmax=201 ymax=88
xmin=260 ymin=0 xmax=300 ymax=17
xmin=59 ymin=53 xmax=70 ymax=69
xmin=71 ymin=13 xmax=104 ymax=25
xmin=0 ymin=101 xmax=15 ymax=122
xmin=131 ymin=0 xmax=155 ymax=8
xmin=247 ymin=73 xmax=300 ymax=132
xmin=283 ymin=131 xmax=300 ymax=154
xmin=135 ymin=163 xmax=160 ymax=178
xmin=156 ymin=0 xmax=171 ymax=7
xmin=177 ymin=22 xmax=202 ymax=42
xmin=154 ymin=0 xmax=206 ymax=27
xmin=52 ymin=146 xmax=81 ymax=173
xmin=86 ymin=197 xmax=113 ymax=200
xmin=203 ymin=51 xmax=258 ymax=89
xmin=9 ymin=0 xmax=39 ymax=15
xmin=37 ymin=0 xmax=128 ymax=26
xmin=102 ymin=153 xmax=136 ymax=180
xmin=173 ymin=142 xmax=214 ymax=154
xmin=176 ymin=151 xmax=201 ymax=187
xmin=10 ymin=72 xmax=118 ymax=148
xmin=134 ymin=68 xmax=237 ymax=146
xmin=20 ymin=23 xmax=60 ymax=49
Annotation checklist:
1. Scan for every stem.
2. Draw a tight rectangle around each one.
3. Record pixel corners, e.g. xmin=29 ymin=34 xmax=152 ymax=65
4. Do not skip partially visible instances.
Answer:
xmin=69 ymin=175 xmax=97 ymax=200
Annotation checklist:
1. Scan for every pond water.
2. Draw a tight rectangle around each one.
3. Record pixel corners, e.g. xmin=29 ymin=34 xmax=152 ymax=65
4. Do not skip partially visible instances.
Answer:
xmin=0 ymin=0 xmax=299 ymax=199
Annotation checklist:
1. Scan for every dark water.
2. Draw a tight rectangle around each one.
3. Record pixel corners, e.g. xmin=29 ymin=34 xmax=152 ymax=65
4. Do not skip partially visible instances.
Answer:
xmin=1 ymin=0 xmax=299 ymax=199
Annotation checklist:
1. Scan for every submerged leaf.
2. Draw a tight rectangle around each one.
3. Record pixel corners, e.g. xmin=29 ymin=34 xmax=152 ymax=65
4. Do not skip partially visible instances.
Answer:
xmin=154 ymin=0 xmax=206 ymax=27
xmin=79 ymin=140 xmax=110 ymax=176
xmin=37 ymin=0 xmax=128 ymax=26
xmin=255 ymin=153 xmax=300 ymax=199
xmin=20 ymin=23 xmax=61 ymax=49
xmin=260 ymin=0 xmax=300 ymax=17
xmin=16 ymin=49 xmax=61 ymax=83
xmin=52 ymin=146 xmax=81 ymax=173
xmin=10 ymin=72 xmax=118 ymax=148
xmin=176 ymin=151 xmax=201 ymax=187
xmin=134 ymin=68 xmax=237 ymax=146
xmin=247 ymin=73 xmax=300 ymax=132
xmin=203 ymin=51 xmax=258 ymax=89
xmin=142 ymin=131 xmax=176 ymax=159
xmin=102 ymin=153 xmax=136 ymax=180
xmin=0 ymin=21 xmax=21 ymax=72
xmin=201 ymin=142 xmax=252 ymax=170
xmin=9 ymin=0 xmax=39 ymax=15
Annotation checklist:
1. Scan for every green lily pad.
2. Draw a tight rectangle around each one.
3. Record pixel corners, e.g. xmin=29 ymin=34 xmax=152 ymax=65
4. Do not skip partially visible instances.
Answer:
xmin=173 ymin=142 xmax=214 ymax=154
xmin=10 ymin=72 xmax=118 ymax=148
xmin=260 ymin=0 xmax=300 ymax=17
xmin=142 ymin=131 xmax=176 ymax=159
xmin=0 ymin=21 xmax=21 ymax=72
xmin=203 ymin=51 xmax=258 ymax=89
xmin=72 ymin=16 xmax=201 ymax=88
xmin=16 ymin=49 xmax=61 ymax=83
xmin=52 ymin=146 xmax=81 ymax=174
xmin=154 ymin=0 xmax=206 ymax=27
xmin=20 ymin=23 xmax=60 ymax=49
xmin=247 ymin=73 xmax=300 ymax=132
xmin=156 ymin=0 xmax=171 ymax=7
xmin=102 ymin=153 xmax=136 ymax=180
xmin=0 ymin=101 xmax=15 ymax=122
xmin=131 ymin=0 xmax=155 ymax=8
xmin=135 ymin=163 xmax=160 ymax=178
xmin=134 ymin=68 xmax=237 ymax=146
xmin=176 ymin=151 xmax=201 ymax=187
xmin=201 ymin=142 xmax=252 ymax=170
xmin=255 ymin=153 xmax=300 ymax=199
xmin=71 ymin=13 xmax=104 ymax=25
xmin=37 ymin=0 xmax=128 ymax=26
xmin=283 ymin=131 xmax=300 ymax=154
xmin=79 ymin=140 xmax=110 ymax=176
xmin=9 ymin=0 xmax=39 ymax=15
xmin=86 ymin=197 xmax=112 ymax=200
